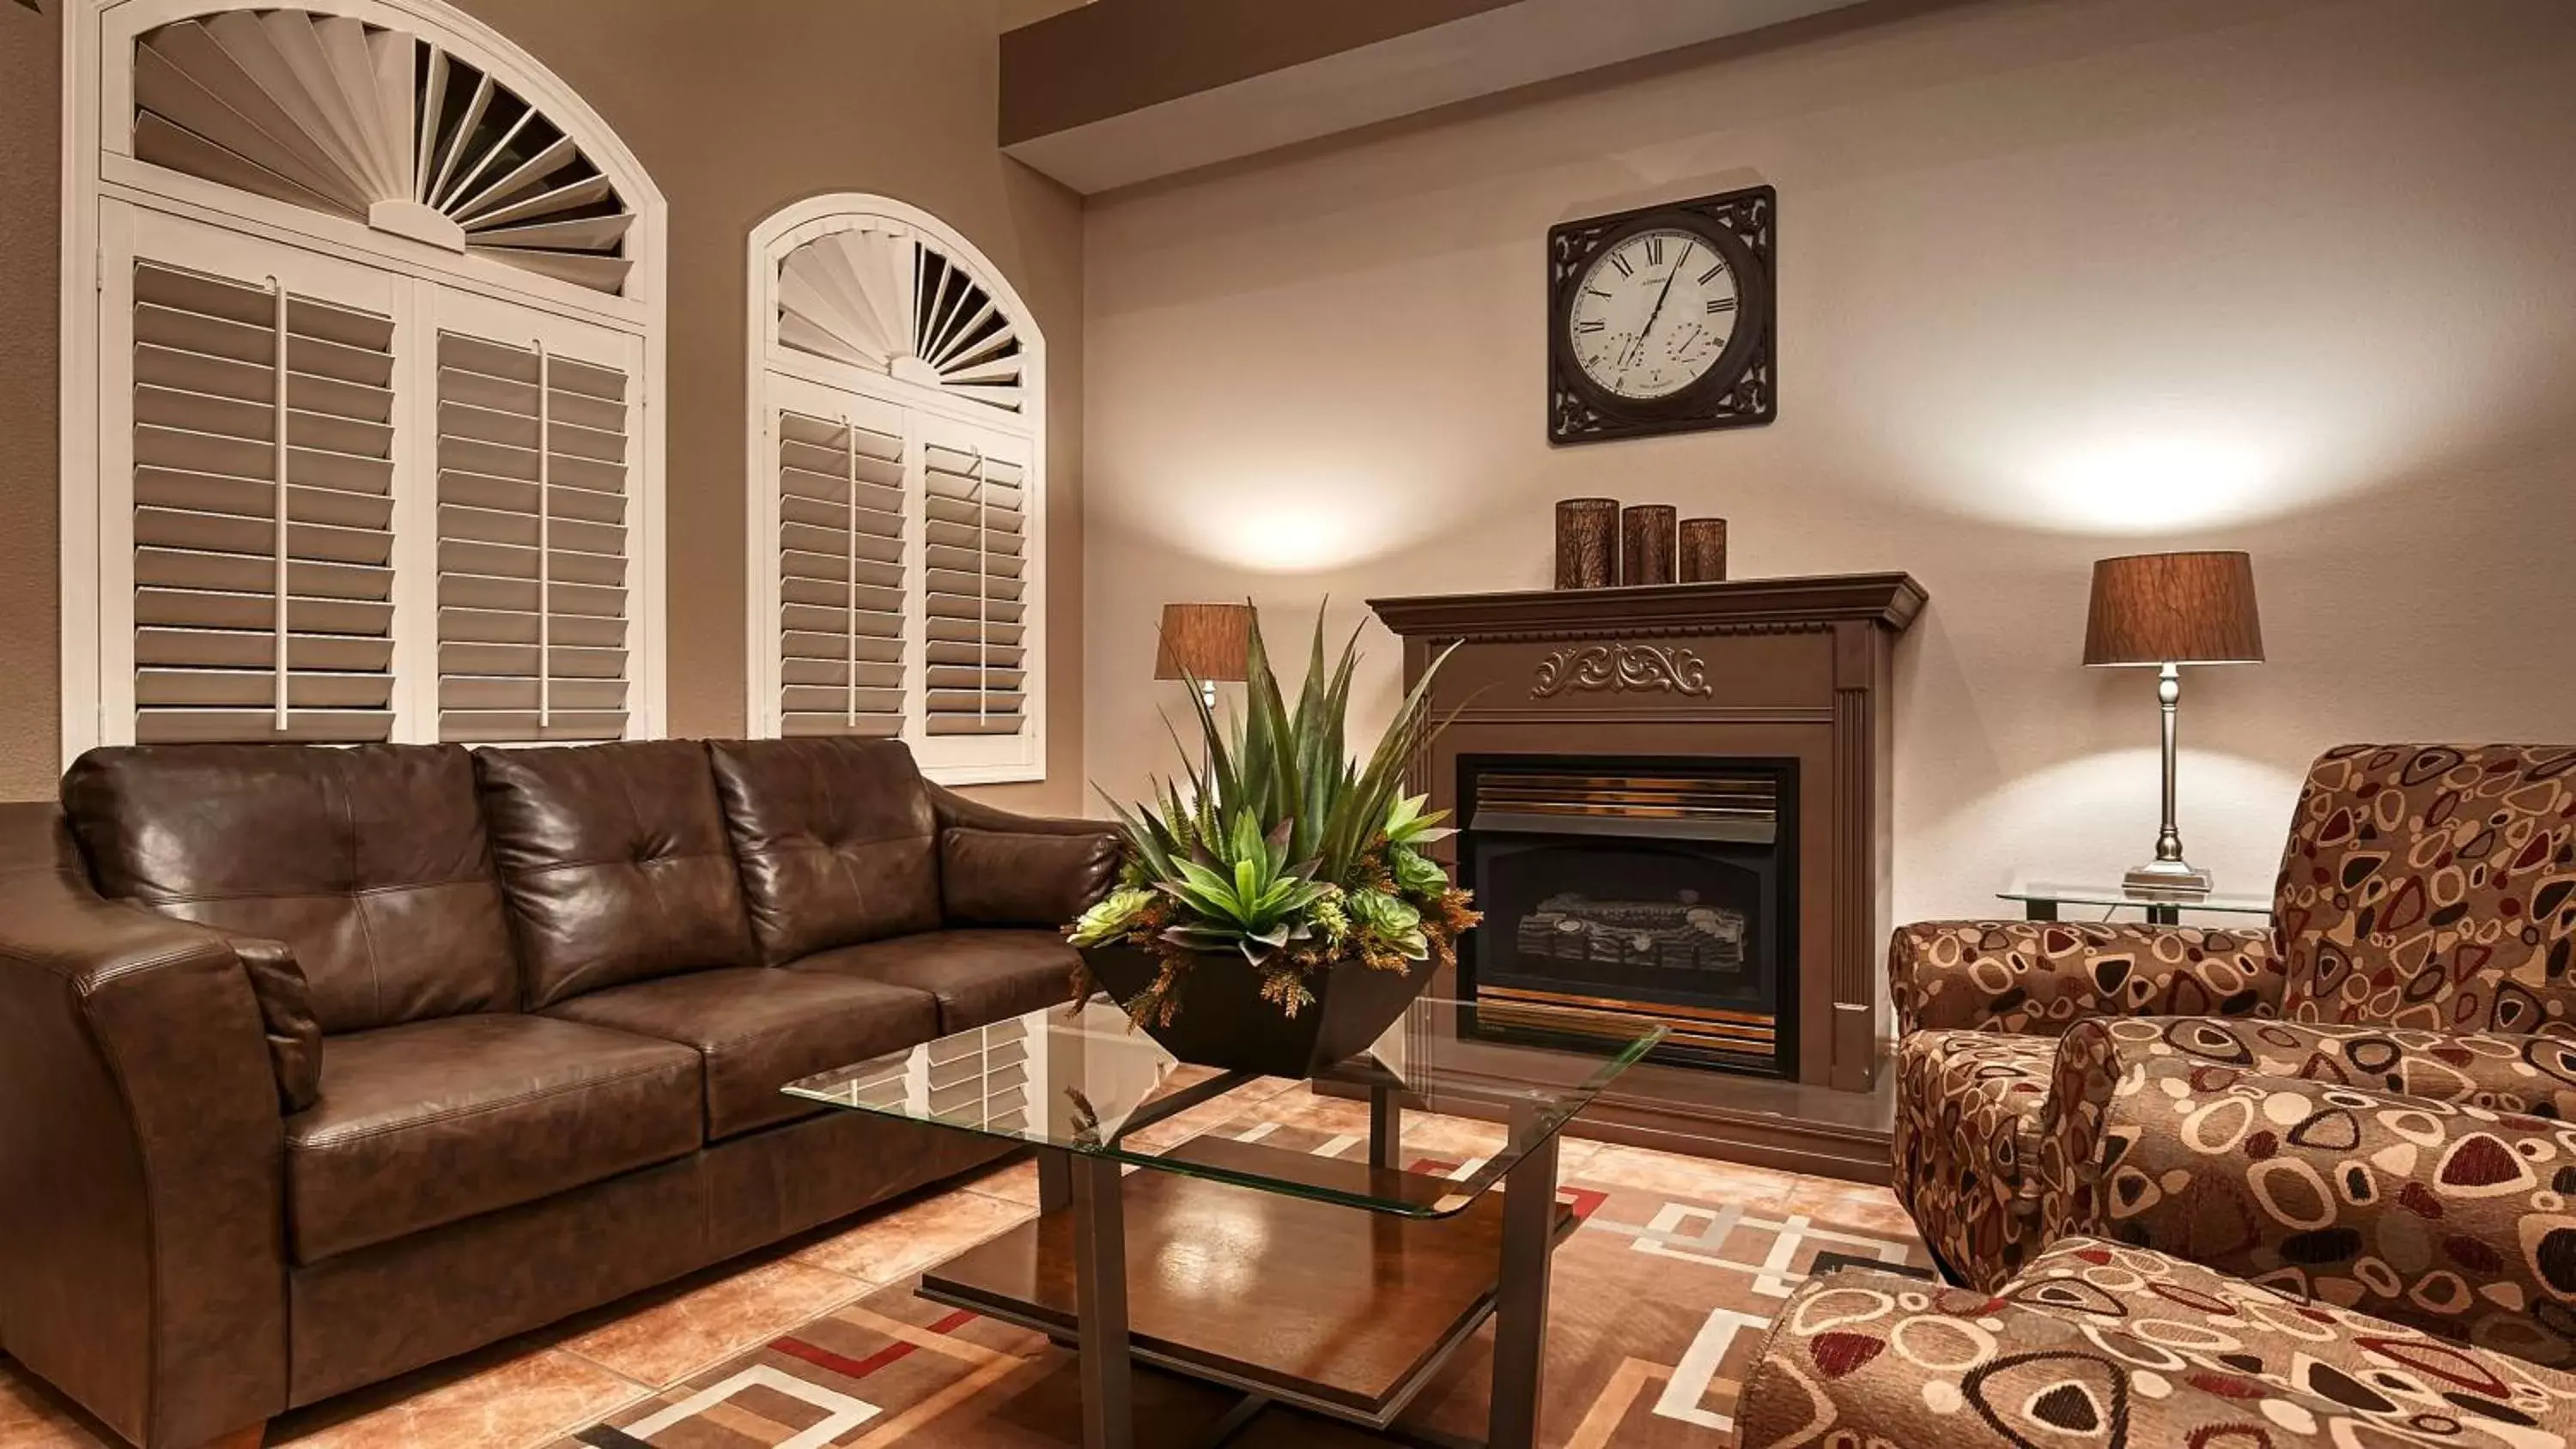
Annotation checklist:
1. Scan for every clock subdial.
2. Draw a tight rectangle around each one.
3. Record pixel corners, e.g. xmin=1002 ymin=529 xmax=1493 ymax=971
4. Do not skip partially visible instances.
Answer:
xmin=1565 ymin=227 xmax=1740 ymax=401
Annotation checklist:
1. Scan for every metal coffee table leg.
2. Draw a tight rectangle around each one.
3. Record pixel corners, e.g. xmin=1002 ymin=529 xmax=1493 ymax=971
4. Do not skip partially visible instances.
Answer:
xmin=1369 ymin=1082 xmax=1401 ymax=1170
xmin=1068 ymin=1150 xmax=1133 ymax=1449
xmin=1485 ymin=1119 xmax=1559 ymax=1449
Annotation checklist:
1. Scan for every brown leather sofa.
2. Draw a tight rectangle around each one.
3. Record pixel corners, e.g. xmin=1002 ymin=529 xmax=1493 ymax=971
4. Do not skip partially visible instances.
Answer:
xmin=0 ymin=737 xmax=1118 ymax=1449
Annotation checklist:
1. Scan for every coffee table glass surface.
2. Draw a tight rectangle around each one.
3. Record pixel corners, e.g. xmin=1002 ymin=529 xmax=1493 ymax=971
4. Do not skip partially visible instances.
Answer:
xmin=784 ymin=993 xmax=1663 ymax=1219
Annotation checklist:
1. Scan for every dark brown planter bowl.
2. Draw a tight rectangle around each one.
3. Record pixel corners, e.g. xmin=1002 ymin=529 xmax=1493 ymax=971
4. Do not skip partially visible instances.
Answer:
xmin=1078 ymin=943 xmax=1436 ymax=1077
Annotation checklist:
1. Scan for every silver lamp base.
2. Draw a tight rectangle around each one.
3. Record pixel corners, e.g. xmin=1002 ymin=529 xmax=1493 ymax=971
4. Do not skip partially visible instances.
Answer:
xmin=2123 ymin=858 xmax=2214 ymax=900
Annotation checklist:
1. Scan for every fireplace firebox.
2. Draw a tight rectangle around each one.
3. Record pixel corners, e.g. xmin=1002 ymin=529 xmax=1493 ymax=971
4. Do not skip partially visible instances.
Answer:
xmin=1459 ymin=758 xmax=1796 ymax=1076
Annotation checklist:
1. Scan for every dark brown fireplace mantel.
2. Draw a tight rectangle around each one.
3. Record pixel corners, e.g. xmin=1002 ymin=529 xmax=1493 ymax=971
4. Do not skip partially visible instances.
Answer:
xmin=1370 ymin=573 xmax=1925 ymax=1125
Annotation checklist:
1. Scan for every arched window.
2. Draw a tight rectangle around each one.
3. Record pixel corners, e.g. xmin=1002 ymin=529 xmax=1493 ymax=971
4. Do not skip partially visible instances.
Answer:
xmin=60 ymin=0 xmax=666 ymax=754
xmin=745 ymin=196 xmax=1046 ymax=785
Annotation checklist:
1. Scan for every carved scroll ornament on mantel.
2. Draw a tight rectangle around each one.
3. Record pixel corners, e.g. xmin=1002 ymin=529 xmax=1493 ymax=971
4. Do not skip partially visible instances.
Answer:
xmin=1529 ymin=642 xmax=1715 ymax=700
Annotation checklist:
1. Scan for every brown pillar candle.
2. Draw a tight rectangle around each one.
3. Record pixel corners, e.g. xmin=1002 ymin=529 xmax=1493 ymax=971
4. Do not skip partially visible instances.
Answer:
xmin=1679 ymin=518 xmax=1729 ymax=583
xmin=1620 ymin=505 xmax=1677 ymax=585
xmin=1554 ymin=498 xmax=1619 ymax=589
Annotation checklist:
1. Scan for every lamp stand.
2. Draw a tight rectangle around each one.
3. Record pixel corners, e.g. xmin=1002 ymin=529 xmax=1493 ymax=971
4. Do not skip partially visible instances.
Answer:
xmin=2123 ymin=662 xmax=2213 ymax=899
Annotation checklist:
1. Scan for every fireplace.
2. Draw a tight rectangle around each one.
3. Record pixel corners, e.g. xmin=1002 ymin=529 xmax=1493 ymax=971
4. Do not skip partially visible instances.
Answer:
xmin=1459 ymin=759 xmax=1796 ymax=1076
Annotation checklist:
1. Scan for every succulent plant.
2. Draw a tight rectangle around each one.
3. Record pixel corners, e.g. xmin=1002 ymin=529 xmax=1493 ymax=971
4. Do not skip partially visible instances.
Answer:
xmin=1078 ymin=606 xmax=1479 ymax=1020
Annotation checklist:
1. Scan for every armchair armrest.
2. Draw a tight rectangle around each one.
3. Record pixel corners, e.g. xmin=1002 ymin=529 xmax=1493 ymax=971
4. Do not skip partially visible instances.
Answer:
xmin=1889 ymin=919 xmax=2281 ymax=1036
xmin=928 ymin=785 xmax=1122 ymax=927
xmin=2040 ymin=1016 xmax=2575 ymax=1366
xmin=0 ymin=804 xmax=289 ymax=1447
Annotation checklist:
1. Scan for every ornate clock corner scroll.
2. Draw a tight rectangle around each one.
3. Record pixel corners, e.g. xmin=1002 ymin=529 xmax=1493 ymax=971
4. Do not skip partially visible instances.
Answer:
xmin=1529 ymin=642 xmax=1715 ymax=700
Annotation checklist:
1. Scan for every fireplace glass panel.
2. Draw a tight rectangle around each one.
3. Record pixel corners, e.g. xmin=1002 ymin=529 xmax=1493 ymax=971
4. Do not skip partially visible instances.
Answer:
xmin=1460 ymin=761 xmax=1794 ymax=1076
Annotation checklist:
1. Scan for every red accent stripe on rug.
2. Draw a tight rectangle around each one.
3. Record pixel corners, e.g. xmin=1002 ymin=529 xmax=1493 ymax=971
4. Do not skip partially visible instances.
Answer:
xmin=771 ymin=1309 xmax=981 ymax=1381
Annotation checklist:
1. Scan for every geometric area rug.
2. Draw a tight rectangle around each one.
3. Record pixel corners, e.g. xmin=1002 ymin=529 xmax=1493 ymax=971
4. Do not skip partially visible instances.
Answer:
xmin=552 ymin=1101 xmax=1933 ymax=1449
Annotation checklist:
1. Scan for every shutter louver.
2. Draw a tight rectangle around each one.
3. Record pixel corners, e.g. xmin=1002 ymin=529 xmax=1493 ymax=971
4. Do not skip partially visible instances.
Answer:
xmin=130 ymin=258 xmax=397 ymax=743
xmin=435 ymin=330 xmax=631 ymax=742
xmin=776 ymin=407 xmax=907 ymax=737
xmin=922 ymin=441 xmax=1026 ymax=737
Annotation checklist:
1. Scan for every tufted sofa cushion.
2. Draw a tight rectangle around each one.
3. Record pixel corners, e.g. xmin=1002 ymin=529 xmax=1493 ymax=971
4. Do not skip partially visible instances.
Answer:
xmin=2275 ymin=743 xmax=2576 ymax=1034
xmin=63 ymin=743 xmax=519 ymax=1033
xmin=707 ymin=737 xmax=943 ymax=965
xmin=474 ymin=740 xmax=757 ymax=1009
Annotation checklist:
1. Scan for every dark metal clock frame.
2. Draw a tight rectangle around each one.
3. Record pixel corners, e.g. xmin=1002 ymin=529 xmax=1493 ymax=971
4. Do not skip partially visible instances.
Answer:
xmin=1546 ymin=184 xmax=1775 ymax=446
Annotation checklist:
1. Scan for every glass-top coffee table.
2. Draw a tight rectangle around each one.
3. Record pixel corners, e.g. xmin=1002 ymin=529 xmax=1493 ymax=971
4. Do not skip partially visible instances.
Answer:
xmin=786 ymin=995 xmax=1664 ymax=1449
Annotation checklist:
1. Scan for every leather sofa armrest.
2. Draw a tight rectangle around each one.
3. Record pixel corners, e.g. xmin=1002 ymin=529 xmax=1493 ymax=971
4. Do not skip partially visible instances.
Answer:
xmin=930 ymin=785 xmax=1124 ymax=928
xmin=1888 ymin=919 xmax=2280 ymax=1037
xmin=0 ymin=803 xmax=288 ymax=1447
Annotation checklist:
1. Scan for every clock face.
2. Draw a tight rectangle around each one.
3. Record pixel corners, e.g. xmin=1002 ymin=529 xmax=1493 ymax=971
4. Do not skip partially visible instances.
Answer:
xmin=1564 ymin=226 xmax=1740 ymax=402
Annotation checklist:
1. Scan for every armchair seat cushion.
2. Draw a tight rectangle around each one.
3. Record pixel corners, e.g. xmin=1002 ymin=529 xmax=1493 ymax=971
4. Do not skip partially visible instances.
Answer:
xmin=284 ymin=1015 xmax=702 ymax=1264
xmin=1893 ymin=1028 xmax=2059 ymax=1288
xmin=543 ymin=967 xmax=940 ymax=1139
xmin=792 ymin=929 xmax=1078 ymax=1033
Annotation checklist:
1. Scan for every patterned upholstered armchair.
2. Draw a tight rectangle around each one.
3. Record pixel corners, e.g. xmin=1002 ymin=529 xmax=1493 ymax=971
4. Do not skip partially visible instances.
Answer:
xmin=1892 ymin=743 xmax=2576 ymax=1367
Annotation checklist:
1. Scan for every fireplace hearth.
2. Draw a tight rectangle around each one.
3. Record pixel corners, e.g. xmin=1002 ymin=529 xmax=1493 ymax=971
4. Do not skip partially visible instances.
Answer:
xmin=1461 ymin=760 xmax=1795 ymax=1076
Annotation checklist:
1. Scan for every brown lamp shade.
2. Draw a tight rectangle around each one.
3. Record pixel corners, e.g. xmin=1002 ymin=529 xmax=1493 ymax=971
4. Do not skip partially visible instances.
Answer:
xmin=1154 ymin=602 xmax=1254 ymax=682
xmin=2083 ymin=551 xmax=2264 ymax=666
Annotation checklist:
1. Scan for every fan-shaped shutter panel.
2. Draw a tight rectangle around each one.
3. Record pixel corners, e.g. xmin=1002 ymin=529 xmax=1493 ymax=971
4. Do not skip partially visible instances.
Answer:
xmin=133 ymin=9 xmax=636 ymax=294
xmin=776 ymin=402 xmax=909 ymax=738
xmin=435 ymin=331 xmax=632 ymax=742
xmin=920 ymin=434 xmax=1027 ymax=738
xmin=777 ymin=226 xmax=1024 ymax=412
xmin=129 ymin=259 xmax=398 ymax=743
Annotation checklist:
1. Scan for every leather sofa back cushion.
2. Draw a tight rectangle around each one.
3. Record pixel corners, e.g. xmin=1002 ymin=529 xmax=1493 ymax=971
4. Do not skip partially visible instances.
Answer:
xmin=476 ymin=741 xmax=757 ymax=1008
xmin=941 ymin=828 xmax=1121 ymax=928
xmin=708 ymin=737 xmax=942 ymax=964
xmin=61 ymin=743 xmax=519 ymax=1033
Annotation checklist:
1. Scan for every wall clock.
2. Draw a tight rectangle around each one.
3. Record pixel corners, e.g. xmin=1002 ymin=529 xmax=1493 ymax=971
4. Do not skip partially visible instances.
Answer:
xmin=1546 ymin=185 xmax=1774 ymax=445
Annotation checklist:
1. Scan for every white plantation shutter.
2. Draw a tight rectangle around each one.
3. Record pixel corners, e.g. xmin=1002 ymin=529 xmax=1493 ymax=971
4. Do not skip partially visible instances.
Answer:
xmin=106 ymin=209 xmax=403 ymax=743
xmin=775 ymin=394 xmax=908 ymax=737
xmin=432 ymin=316 xmax=635 ymax=743
xmin=920 ymin=431 xmax=1028 ymax=740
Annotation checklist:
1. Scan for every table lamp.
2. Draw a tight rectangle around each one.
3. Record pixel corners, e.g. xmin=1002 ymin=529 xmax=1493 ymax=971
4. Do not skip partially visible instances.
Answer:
xmin=1154 ymin=603 xmax=1252 ymax=711
xmin=2083 ymin=550 xmax=2263 ymax=898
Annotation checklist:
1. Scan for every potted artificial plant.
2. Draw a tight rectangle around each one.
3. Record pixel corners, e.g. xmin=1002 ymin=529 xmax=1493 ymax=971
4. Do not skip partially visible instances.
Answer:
xmin=1066 ymin=609 xmax=1476 ymax=1076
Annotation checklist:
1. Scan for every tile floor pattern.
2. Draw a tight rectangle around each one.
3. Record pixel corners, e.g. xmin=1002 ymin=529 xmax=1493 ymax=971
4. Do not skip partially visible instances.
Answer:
xmin=0 ymin=1076 xmax=1929 ymax=1449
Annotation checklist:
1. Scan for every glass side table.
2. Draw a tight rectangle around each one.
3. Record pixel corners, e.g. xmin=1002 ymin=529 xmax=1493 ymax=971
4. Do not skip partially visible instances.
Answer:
xmin=1997 ymin=880 xmax=2272 ymax=927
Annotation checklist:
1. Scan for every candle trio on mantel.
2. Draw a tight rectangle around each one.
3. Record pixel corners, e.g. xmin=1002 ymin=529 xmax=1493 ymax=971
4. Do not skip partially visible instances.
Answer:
xmin=1553 ymin=498 xmax=1729 ymax=589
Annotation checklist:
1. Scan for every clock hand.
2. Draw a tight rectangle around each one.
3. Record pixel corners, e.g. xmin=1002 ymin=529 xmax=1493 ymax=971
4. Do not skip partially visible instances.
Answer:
xmin=1625 ymin=264 xmax=1685 ymax=367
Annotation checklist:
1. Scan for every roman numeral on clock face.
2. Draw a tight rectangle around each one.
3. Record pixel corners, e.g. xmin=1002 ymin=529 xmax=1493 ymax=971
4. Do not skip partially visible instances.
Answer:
xmin=1575 ymin=319 xmax=1606 ymax=333
xmin=1706 ymin=297 xmax=1737 ymax=314
xmin=1645 ymin=236 xmax=1665 ymax=265
xmin=1608 ymin=251 xmax=1634 ymax=278
xmin=1698 ymin=262 xmax=1726 ymax=285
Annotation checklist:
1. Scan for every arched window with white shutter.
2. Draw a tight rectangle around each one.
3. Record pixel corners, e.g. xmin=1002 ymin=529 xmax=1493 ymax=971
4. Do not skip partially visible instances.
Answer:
xmin=745 ymin=196 xmax=1046 ymax=785
xmin=60 ymin=0 xmax=666 ymax=756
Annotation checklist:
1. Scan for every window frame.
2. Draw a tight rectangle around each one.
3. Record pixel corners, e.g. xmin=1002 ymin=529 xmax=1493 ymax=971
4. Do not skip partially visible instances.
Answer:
xmin=59 ymin=0 xmax=669 ymax=761
xmin=744 ymin=194 xmax=1048 ymax=785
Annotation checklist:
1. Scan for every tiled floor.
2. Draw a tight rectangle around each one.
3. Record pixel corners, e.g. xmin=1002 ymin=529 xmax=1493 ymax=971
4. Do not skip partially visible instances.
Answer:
xmin=0 ymin=1082 xmax=1905 ymax=1449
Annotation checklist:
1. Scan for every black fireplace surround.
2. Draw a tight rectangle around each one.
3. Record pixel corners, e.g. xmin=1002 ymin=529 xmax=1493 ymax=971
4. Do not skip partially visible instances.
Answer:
xmin=1457 ymin=755 xmax=1798 ymax=1077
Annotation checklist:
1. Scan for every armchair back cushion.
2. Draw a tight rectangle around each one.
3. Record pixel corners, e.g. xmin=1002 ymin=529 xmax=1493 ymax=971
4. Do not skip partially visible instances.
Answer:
xmin=2275 ymin=743 xmax=2576 ymax=1034
xmin=707 ymin=737 xmax=943 ymax=965
xmin=62 ymin=743 xmax=519 ymax=1033
xmin=476 ymin=740 xmax=757 ymax=1008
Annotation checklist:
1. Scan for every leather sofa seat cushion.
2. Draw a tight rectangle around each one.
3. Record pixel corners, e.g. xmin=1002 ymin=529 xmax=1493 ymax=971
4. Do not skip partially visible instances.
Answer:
xmin=940 ymin=828 xmax=1121 ymax=928
xmin=544 ymin=967 xmax=940 ymax=1139
xmin=283 ymin=1014 xmax=702 ymax=1264
xmin=476 ymin=741 xmax=757 ymax=1009
xmin=708 ymin=737 xmax=942 ymax=964
xmin=62 ymin=743 xmax=519 ymax=1033
xmin=793 ymin=929 xmax=1078 ymax=1033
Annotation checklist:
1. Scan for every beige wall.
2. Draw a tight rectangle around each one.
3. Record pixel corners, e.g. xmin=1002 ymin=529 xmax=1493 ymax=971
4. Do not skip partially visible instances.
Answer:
xmin=0 ymin=0 xmax=1086 ymax=812
xmin=1 ymin=3 xmax=64 ymax=798
xmin=1082 ymin=0 xmax=2576 ymax=922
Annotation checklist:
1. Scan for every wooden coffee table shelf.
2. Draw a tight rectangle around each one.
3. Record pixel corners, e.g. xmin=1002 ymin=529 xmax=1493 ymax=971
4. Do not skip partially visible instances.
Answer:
xmin=920 ymin=1136 xmax=1576 ymax=1426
